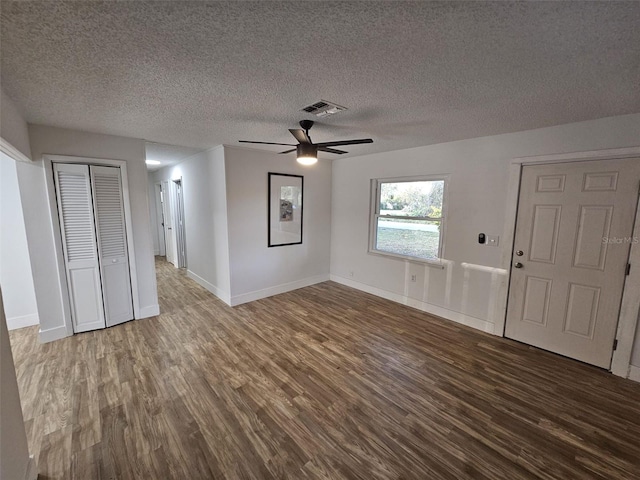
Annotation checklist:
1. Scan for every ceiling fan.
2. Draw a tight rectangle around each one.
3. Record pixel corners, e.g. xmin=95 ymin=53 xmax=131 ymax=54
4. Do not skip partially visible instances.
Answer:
xmin=239 ymin=120 xmax=373 ymax=165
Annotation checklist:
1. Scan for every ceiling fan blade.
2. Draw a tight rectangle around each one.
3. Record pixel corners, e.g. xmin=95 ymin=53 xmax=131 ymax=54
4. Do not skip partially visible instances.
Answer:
xmin=318 ymin=146 xmax=348 ymax=154
xmin=279 ymin=148 xmax=297 ymax=154
xmin=289 ymin=129 xmax=311 ymax=144
xmin=238 ymin=140 xmax=296 ymax=146
xmin=315 ymin=138 xmax=373 ymax=148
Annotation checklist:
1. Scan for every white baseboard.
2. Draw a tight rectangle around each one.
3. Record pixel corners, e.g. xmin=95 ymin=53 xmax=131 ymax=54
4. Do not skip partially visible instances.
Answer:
xmin=138 ymin=304 xmax=160 ymax=318
xmin=6 ymin=313 xmax=39 ymax=330
xmin=187 ymin=270 xmax=231 ymax=305
xmin=629 ymin=365 xmax=640 ymax=383
xmin=25 ymin=455 xmax=37 ymax=480
xmin=330 ymin=274 xmax=495 ymax=334
xmin=39 ymin=325 xmax=69 ymax=343
xmin=230 ymin=273 xmax=330 ymax=306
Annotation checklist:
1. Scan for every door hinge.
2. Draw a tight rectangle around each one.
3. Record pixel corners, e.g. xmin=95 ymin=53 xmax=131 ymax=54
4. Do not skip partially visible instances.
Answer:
xmin=613 ymin=339 xmax=618 ymax=351
xmin=626 ymin=263 xmax=631 ymax=276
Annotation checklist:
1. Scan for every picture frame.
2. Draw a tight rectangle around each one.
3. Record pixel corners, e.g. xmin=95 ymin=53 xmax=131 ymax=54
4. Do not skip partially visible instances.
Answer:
xmin=268 ymin=172 xmax=303 ymax=247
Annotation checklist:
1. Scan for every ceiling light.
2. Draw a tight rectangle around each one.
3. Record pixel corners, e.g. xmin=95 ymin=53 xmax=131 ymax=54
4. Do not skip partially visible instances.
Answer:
xmin=145 ymin=160 xmax=161 ymax=165
xmin=297 ymin=155 xmax=318 ymax=166
xmin=296 ymin=144 xmax=317 ymax=166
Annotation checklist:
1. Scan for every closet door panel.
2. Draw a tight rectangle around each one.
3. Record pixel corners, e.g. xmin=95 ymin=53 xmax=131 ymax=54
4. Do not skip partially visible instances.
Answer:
xmin=90 ymin=165 xmax=134 ymax=326
xmin=53 ymin=163 xmax=106 ymax=332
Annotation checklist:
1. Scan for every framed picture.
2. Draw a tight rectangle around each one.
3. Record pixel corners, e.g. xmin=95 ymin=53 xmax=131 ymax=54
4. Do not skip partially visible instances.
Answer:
xmin=268 ymin=172 xmax=303 ymax=247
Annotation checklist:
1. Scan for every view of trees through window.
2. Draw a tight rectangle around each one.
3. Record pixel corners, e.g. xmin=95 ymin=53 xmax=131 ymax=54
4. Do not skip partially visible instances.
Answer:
xmin=374 ymin=179 xmax=444 ymax=260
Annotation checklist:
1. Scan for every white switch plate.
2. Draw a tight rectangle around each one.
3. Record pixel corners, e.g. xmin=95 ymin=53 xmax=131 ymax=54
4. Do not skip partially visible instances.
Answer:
xmin=486 ymin=235 xmax=499 ymax=246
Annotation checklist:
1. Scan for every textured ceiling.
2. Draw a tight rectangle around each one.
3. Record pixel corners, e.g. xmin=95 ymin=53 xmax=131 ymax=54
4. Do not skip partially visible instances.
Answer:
xmin=145 ymin=142 xmax=204 ymax=170
xmin=2 ymin=1 xmax=639 ymax=160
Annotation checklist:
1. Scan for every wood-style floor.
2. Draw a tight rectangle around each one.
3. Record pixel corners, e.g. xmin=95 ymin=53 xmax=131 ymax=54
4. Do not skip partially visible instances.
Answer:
xmin=9 ymin=258 xmax=640 ymax=479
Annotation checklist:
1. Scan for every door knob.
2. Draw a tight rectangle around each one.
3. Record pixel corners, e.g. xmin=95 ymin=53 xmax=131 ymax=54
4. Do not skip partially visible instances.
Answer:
xmin=514 ymin=262 xmax=523 ymax=268
xmin=515 ymin=250 xmax=524 ymax=256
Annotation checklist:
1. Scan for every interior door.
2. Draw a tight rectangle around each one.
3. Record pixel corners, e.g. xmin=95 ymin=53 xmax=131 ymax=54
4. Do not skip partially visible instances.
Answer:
xmin=155 ymin=183 xmax=166 ymax=256
xmin=161 ymin=180 xmax=175 ymax=265
xmin=53 ymin=163 xmax=106 ymax=333
xmin=173 ymin=179 xmax=187 ymax=268
xmin=90 ymin=165 xmax=134 ymax=327
xmin=506 ymin=158 xmax=640 ymax=368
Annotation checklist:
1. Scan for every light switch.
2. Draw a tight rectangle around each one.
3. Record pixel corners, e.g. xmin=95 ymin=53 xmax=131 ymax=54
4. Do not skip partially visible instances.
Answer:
xmin=486 ymin=235 xmax=499 ymax=247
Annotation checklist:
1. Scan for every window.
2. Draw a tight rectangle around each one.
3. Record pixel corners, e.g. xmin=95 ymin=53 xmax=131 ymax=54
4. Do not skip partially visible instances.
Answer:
xmin=370 ymin=176 xmax=446 ymax=262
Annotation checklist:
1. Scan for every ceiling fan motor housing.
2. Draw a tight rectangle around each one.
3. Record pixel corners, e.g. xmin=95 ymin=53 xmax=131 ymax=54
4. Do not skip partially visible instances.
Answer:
xmin=297 ymin=143 xmax=317 ymax=158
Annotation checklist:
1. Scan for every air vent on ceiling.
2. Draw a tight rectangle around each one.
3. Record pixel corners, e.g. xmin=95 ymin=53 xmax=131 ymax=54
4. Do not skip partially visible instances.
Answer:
xmin=301 ymin=100 xmax=347 ymax=118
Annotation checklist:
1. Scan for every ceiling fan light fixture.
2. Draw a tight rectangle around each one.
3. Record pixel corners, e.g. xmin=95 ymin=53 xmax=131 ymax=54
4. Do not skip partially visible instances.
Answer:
xmin=297 ymin=155 xmax=317 ymax=166
xmin=296 ymin=143 xmax=318 ymax=165
xmin=239 ymin=119 xmax=373 ymax=164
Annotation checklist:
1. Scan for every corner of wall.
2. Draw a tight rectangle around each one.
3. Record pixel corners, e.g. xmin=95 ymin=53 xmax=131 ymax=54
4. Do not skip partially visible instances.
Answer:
xmin=0 ymin=87 xmax=32 ymax=161
xmin=0 ymin=291 xmax=34 ymax=480
xmin=187 ymin=269 xmax=231 ymax=305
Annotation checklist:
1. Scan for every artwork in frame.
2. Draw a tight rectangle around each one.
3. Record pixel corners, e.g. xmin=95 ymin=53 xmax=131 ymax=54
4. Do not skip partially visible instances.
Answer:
xmin=268 ymin=172 xmax=303 ymax=247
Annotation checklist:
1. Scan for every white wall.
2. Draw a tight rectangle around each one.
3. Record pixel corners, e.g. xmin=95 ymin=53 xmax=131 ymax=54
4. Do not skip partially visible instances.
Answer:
xmin=0 ymin=291 xmax=35 ymax=480
xmin=331 ymin=113 xmax=640 ymax=367
xmin=19 ymin=125 xmax=158 ymax=341
xmin=224 ymin=146 xmax=332 ymax=305
xmin=151 ymin=147 xmax=231 ymax=303
xmin=0 ymin=152 xmax=39 ymax=330
xmin=150 ymin=145 xmax=332 ymax=306
xmin=0 ymin=87 xmax=32 ymax=160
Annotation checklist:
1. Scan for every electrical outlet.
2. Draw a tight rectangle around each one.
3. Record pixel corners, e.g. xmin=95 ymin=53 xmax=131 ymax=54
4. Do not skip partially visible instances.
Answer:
xmin=486 ymin=235 xmax=500 ymax=247
xmin=411 ymin=274 xmax=417 ymax=282
xmin=349 ymin=271 xmax=354 ymax=278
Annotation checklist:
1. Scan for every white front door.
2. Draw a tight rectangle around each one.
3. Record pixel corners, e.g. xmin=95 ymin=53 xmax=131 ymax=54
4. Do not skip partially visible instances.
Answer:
xmin=506 ymin=158 xmax=640 ymax=368
xmin=90 ymin=165 xmax=134 ymax=327
xmin=53 ymin=163 xmax=106 ymax=333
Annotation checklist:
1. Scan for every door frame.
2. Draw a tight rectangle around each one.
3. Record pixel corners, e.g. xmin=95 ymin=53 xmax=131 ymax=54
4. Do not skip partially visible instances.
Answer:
xmin=43 ymin=154 xmax=141 ymax=335
xmin=498 ymin=146 xmax=640 ymax=378
xmin=154 ymin=182 xmax=166 ymax=257
xmin=172 ymin=177 xmax=187 ymax=268
xmin=161 ymin=180 xmax=176 ymax=265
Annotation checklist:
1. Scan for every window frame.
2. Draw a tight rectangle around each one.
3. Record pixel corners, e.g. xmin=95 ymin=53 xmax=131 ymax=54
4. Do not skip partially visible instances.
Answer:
xmin=368 ymin=175 xmax=449 ymax=267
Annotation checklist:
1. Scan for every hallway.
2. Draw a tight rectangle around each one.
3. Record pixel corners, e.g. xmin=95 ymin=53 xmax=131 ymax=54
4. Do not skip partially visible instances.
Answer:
xmin=8 ymin=257 xmax=640 ymax=479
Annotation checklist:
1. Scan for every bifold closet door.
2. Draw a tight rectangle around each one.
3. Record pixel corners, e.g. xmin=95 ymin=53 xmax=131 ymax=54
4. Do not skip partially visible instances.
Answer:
xmin=90 ymin=165 xmax=134 ymax=327
xmin=53 ymin=163 xmax=106 ymax=333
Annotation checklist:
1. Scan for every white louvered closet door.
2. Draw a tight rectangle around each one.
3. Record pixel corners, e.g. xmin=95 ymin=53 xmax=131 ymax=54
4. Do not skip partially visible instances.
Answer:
xmin=53 ymin=163 xmax=106 ymax=332
xmin=90 ymin=165 xmax=134 ymax=327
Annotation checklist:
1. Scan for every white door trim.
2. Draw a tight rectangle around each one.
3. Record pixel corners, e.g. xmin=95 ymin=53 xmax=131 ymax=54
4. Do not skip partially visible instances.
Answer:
xmin=161 ymin=180 xmax=175 ymax=265
xmin=43 ymin=154 xmax=141 ymax=335
xmin=497 ymin=146 xmax=640 ymax=379
xmin=154 ymin=182 xmax=166 ymax=257
xmin=172 ymin=177 xmax=187 ymax=268
xmin=0 ymin=137 xmax=31 ymax=163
